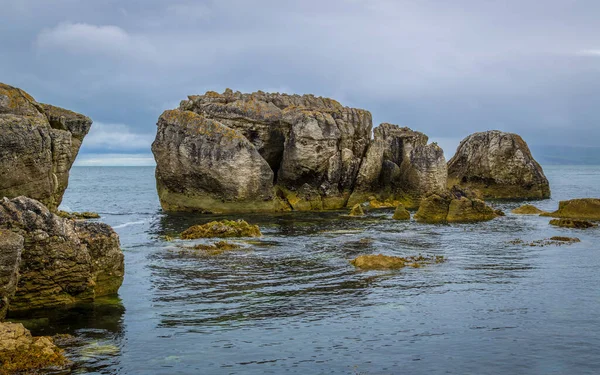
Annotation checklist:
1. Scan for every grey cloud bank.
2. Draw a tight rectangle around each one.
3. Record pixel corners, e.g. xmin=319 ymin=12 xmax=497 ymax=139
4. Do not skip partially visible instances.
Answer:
xmin=1 ymin=0 xmax=599 ymax=165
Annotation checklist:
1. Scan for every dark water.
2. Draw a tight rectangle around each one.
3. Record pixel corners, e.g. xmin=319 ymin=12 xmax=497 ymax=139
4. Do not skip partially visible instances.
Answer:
xmin=18 ymin=166 xmax=600 ymax=374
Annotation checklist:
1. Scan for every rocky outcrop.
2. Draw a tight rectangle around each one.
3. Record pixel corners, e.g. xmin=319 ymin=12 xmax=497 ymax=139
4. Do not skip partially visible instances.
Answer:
xmin=153 ymin=90 xmax=447 ymax=213
xmin=392 ymin=204 xmax=410 ymax=220
xmin=543 ymin=198 xmax=600 ymax=220
xmin=448 ymin=131 xmax=550 ymax=199
xmin=0 ymin=231 xmax=22 ymax=320
xmin=0 ymin=196 xmax=124 ymax=315
xmin=415 ymin=187 xmax=499 ymax=223
xmin=512 ymin=204 xmax=547 ymax=215
xmin=0 ymin=83 xmax=92 ymax=210
xmin=0 ymin=322 xmax=70 ymax=373
xmin=180 ymin=220 xmax=262 ymax=239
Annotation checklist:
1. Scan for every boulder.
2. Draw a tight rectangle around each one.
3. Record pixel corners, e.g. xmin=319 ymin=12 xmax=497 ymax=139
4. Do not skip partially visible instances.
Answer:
xmin=0 ymin=83 xmax=92 ymax=210
xmin=180 ymin=220 xmax=262 ymax=239
xmin=448 ymin=130 xmax=550 ymax=199
xmin=542 ymin=198 xmax=600 ymax=220
xmin=0 ymin=231 xmax=22 ymax=320
xmin=153 ymin=90 xmax=447 ymax=213
xmin=348 ymin=204 xmax=365 ymax=217
xmin=415 ymin=188 xmax=499 ymax=224
xmin=549 ymin=219 xmax=596 ymax=229
xmin=392 ymin=204 xmax=410 ymax=220
xmin=0 ymin=322 xmax=70 ymax=373
xmin=0 ymin=196 xmax=124 ymax=314
xmin=512 ymin=204 xmax=547 ymax=215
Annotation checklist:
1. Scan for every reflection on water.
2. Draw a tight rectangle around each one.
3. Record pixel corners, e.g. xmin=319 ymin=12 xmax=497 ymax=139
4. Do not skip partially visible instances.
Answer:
xmin=19 ymin=165 xmax=600 ymax=374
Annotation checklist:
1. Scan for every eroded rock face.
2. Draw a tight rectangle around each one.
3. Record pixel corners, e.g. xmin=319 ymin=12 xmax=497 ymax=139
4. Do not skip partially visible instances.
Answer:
xmin=0 ymin=230 xmax=22 ymax=320
xmin=0 ymin=197 xmax=124 ymax=315
xmin=153 ymin=90 xmax=447 ymax=213
xmin=0 ymin=83 xmax=92 ymax=210
xmin=448 ymin=130 xmax=550 ymax=199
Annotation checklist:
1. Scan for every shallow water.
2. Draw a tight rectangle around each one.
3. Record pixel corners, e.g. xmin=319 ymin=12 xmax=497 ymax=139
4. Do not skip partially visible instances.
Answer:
xmin=16 ymin=165 xmax=600 ymax=374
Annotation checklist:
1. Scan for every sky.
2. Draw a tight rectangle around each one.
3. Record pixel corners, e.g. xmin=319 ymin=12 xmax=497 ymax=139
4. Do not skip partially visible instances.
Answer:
xmin=1 ymin=0 xmax=599 ymax=166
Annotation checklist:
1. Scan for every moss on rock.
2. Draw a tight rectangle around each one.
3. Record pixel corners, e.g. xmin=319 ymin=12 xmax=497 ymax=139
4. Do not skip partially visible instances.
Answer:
xmin=392 ymin=204 xmax=410 ymax=220
xmin=348 ymin=204 xmax=365 ymax=217
xmin=512 ymin=204 xmax=546 ymax=215
xmin=350 ymin=254 xmax=445 ymax=270
xmin=181 ymin=220 xmax=262 ymax=239
xmin=549 ymin=219 xmax=596 ymax=229
xmin=543 ymin=198 xmax=600 ymax=220
xmin=57 ymin=210 xmax=101 ymax=220
xmin=190 ymin=241 xmax=242 ymax=255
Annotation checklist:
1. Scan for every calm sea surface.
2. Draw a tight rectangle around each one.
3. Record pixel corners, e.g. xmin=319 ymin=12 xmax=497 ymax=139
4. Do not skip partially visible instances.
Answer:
xmin=17 ymin=165 xmax=600 ymax=374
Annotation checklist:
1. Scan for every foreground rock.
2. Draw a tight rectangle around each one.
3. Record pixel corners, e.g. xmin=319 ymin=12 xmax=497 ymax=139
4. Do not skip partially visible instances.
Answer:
xmin=543 ymin=198 xmax=600 ymax=220
xmin=0 ymin=231 xmax=22 ymax=320
xmin=152 ymin=90 xmax=447 ymax=213
xmin=181 ymin=220 xmax=262 ymax=239
xmin=415 ymin=187 xmax=499 ymax=223
xmin=0 ymin=197 xmax=124 ymax=314
xmin=448 ymin=131 xmax=550 ymax=199
xmin=392 ymin=204 xmax=410 ymax=220
xmin=0 ymin=83 xmax=92 ymax=210
xmin=350 ymin=254 xmax=444 ymax=270
xmin=0 ymin=322 xmax=70 ymax=373
xmin=512 ymin=204 xmax=547 ymax=215
xmin=549 ymin=219 xmax=596 ymax=229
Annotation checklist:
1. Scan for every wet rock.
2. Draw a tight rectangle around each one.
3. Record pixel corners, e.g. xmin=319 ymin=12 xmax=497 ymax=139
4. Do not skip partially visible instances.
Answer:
xmin=392 ymin=204 xmax=410 ymax=220
xmin=415 ymin=188 xmax=498 ymax=224
xmin=188 ymin=241 xmax=242 ymax=255
xmin=181 ymin=220 xmax=262 ymax=239
xmin=0 ymin=83 xmax=92 ymax=210
xmin=550 ymin=236 xmax=581 ymax=243
xmin=348 ymin=204 xmax=365 ymax=217
xmin=56 ymin=210 xmax=101 ymax=220
xmin=543 ymin=198 xmax=600 ymax=220
xmin=0 ymin=196 xmax=124 ymax=314
xmin=549 ymin=219 xmax=596 ymax=229
xmin=512 ymin=204 xmax=546 ymax=215
xmin=350 ymin=254 xmax=445 ymax=270
xmin=0 ymin=322 xmax=70 ymax=373
xmin=448 ymin=130 xmax=550 ymax=199
xmin=509 ymin=237 xmax=581 ymax=247
xmin=0 ymin=231 xmax=22 ymax=320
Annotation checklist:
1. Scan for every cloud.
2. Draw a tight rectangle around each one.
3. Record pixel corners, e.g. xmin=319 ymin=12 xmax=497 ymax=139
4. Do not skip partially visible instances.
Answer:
xmin=36 ymin=22 xmax=156 ymax=59
xmin=577 ymin=49 xmax=600 ymax=56
xmin=82 ymin=122 xmax=155 ymax=152
xmin=74 ymin=153 xmax=156 ymax=167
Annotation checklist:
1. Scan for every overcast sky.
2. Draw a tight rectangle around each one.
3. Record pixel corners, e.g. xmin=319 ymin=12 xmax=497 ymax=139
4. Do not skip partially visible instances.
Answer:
xmin=1 ymin=0 xmax=599 ymax=165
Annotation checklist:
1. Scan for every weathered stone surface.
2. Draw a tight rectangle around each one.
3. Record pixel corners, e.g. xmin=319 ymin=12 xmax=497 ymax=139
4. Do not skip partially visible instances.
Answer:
xmin=415 ymin=188 xmax=499 ymax=224
xmin=0 ymin=322 xmax=70 ymax=373
xmin=0 ymin=231 xmax=22 ymax=320
xmin=542 ymin=198 xmax=600 ymax=220
xmin=392 ymin=204 xmax=410 ymax=220
xmin=448 ymin=130 xmax=550 ymax=199
xmin=512 ymin=204 xmax=547 ymax=215
xmin=0 ymin=83 xmax=92 ymax=210
xmin=0 ymin=196 xmax=124 ymax=314
xmin=154 ymin=90 xmax=447 ymax=213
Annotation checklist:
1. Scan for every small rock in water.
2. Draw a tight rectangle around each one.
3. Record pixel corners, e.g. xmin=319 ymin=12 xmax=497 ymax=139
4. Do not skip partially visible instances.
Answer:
xmin=512 ymin=204 xmax=546 ymax=215
xmin=181 ymin=220 xmax=262 ymax=239
xmin=57 ymin=210 xmax=101 ymax=220
xmin=188 ymin=241 xmax=242 ymax=255
xmin=543 ymin=198 xmax=600 ymax=220
xmin=350 ymin=254 xmax=445 ymax=270
xmin=392 ymin=204 xmax=410 ymax=220
xmin=348 ymin=204 xmax=365 ymax=217
xmin=549 ymin=219 xmax=596 ymax=229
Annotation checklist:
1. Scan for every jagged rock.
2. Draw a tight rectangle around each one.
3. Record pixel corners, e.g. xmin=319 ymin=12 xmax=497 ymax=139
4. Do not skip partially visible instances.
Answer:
xmin=392 ymin=204 xmax=410 ymax=220
xmin=0 ymin=83 xmax=92 ymax=210
xmin=180 ymin=220 xmax=262 ymax=239
xmin=549 ymin=219 xmax=596 ymax=229
xmin=0 ymin=196 xmax=124 ymax=314
xmin=415 ymin=188 xmax=499 ymax=224
xmin=0 ymin=322 xmax=70 ymax=373
xmin=542 ymin=198 xmax=600 ymax=220
xmin=348 ymin=204 xmax=365 ymax=217
xmin=448 ymin=130 xmax=550 ymax=199
xmin=512 ymin=204 xmax=547 ymax=215
xmin=0 ymin=231 xmax=22 ymax=320
xmin=154 ymin=90 xmax=447 ymax=213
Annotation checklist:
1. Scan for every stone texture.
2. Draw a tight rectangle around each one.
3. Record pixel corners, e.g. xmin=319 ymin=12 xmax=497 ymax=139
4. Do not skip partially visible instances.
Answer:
xmin=0 ymin=83 xmax=92 ymax=210
xmin=0 ymin=196 xmax=124 ymax=315
xmin=0 ymin=231 xmax=22 ymax=320
xmin=415 ymin=187 xmax=499 ymax=224
xmin=448 ymin=130 xmax=550 ymax=199
xmin=542 ymin=198 xmax=600 ymax=220
xmin=154 ymin=90 xmax=447 ymax=213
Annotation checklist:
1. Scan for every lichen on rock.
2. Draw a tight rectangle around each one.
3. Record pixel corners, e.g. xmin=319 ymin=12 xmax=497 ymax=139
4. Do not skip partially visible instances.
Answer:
xmin=180 ymin=220 xmax=262 ymax=239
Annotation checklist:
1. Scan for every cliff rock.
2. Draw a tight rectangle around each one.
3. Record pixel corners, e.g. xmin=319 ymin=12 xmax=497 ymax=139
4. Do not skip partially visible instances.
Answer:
xmin=0 ymin=83 xmax=92 ymax=210
xmin=0 ymin=231 xmax=22 ymax=320
xmin=448 ymin=130 xmax=550 ymax=199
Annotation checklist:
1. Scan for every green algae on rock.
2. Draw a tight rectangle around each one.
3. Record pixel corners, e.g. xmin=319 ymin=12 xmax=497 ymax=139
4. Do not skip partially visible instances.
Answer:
xmin=542 ymin=198 xmax=600 ymax=220
xmin=549 ymin=218 xmax=597 ymax=229
xmin=189 ymin=241 xmax=243 ymax=255
xmin=181 ymin=220 xmax=262 ymax=239
xmin=415 ymin=187 xmax=498 ymax=224
xmin=392 ymin=204 xmax=410 ymax=220
xmin=512 ymin=204 xmax=547 ymax=215
xmin=350 ymin=254 xmax=445 ymax=270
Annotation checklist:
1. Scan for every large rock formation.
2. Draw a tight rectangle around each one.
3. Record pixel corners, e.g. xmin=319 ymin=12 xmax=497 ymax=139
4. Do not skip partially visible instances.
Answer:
xmin=542 ymin=198 xmax=600 ymax=221
xmin=0 ymin=197 xmax=124 ymax=315
xmin=447 ymin=131 xmax=550 ymax=199
xmin=0 ymin=83 xmax=92 ymax=211
xmin=152 ymin=90 xmax=447 ymax=213
xmin=414 ymin=187 xmax=500 ymax=224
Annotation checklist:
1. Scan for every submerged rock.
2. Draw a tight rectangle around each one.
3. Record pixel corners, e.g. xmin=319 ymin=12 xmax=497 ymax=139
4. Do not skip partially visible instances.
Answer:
xmin=448 ymin=130 xmax=550 ymax=199
xmin=512 ymin=204 xmax=546 ymax=215
xmin=0 ymin=196 xmax=124 ymax=314
xmin=415 ymin=187 xmax=499 ymax=223
xmin=0 ymin=322 xmax=70 ymax=373
xmin=348 ymin=204 xmax=365 ymax=217
xmin=392 ymin=204 xmax=411 ymax=220
xmin=350 ymin=254 xmax=444 ymax=270
xmin=189 ymin=241 xmax=242 ymax=255
xmin=180 ymin=220 xmax=262 ymax=239
xmin=153 ymin=90 xmax=447 ymax=213
xmin=543 ymin=198 xmax=600 ymax=220
xmin=549 ymin=219 xmax=596 ymax=229
xmin=0 ymin=231 xmax=22 ymax=320
xmin=0 ymin=83 xmax=92 ymax=210
xmin=56 ymin=210 xmax=101 ymax=220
